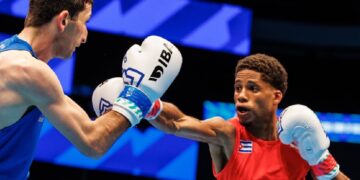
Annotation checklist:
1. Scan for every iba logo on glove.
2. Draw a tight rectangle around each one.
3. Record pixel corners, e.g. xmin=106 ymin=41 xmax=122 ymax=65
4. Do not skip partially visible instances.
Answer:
xmin=149 ymin=43 xmax=173 ymax=82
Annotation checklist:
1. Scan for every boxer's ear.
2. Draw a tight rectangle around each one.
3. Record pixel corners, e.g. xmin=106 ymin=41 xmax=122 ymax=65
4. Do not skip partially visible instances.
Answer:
xmin=56 ymin=10 xmax=70 ymax=32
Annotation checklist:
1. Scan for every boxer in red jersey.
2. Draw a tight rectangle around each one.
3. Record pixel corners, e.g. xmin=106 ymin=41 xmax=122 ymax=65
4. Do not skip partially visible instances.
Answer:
xmin=149 ymin=53 xmax=349 ymax=179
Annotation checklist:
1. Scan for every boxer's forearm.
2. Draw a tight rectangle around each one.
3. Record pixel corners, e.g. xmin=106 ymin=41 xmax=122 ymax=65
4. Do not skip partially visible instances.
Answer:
xmin=150 ymin=102 xmax=185 ymax=134
xmin=334 ymin=171 xmax=350 ymax=180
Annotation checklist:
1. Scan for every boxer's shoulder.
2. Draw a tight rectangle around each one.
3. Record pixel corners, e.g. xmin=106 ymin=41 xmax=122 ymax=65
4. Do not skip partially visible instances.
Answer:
xmin=0 ymin=49 xmax=36 ymax=62
xmin=0 ymin=52 xmax=61 ymax=103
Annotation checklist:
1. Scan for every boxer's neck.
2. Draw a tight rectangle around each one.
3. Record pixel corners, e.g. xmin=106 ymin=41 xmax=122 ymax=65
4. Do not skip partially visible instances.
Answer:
xmin=244 ymin=114 xmax=278 ymax=141
xmin=18 ymin=25 xmax=55 ymax=62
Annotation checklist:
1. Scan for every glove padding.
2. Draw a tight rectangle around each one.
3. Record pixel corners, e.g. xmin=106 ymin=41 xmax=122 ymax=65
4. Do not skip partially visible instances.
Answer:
xmin=278 ymin=104 xmax=330 ymax=164
xmin=92 ymin=77 xmax=163 ymax=120
xmin=92 ymin=77 xmax=124 ymax=117
xmin=121 ymin=35 xmax=182 ymax=102
xmin=278 ymin=104 xmax=339 ymax=179
xmin=112 ymin=35 xmax=181 ymax=126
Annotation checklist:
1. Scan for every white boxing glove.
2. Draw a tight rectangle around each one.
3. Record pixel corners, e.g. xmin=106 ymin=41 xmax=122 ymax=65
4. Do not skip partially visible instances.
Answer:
xmin=278 ymin=104 xmax=339 ymax=179
xmin=121 ymin=35 xmax=182 ymax=102
xmin=112 ymin=36 xmax=182 ymax=126
xmin=92 ymin=77 xmax=124 ymax=117
xmin=92 ymin=77 xmax=164 ymax=121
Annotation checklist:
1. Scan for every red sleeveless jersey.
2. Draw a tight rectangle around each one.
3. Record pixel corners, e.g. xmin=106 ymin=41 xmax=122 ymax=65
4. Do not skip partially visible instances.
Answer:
xmin=213 ymin=118 xmax=310 ymax=180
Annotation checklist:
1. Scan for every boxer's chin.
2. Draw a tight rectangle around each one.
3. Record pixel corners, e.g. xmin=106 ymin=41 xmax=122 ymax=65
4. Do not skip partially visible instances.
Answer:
xmin=238 ymin=113 xmax=253 ymax=126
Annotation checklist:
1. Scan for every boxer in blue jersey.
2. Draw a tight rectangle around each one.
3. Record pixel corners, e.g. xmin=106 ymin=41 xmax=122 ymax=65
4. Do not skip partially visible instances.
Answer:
xmin=0 ymin=0 xmax=183 ymax=179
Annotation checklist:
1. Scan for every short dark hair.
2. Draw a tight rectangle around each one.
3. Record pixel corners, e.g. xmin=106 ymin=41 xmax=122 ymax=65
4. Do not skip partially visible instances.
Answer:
xmin=24 ymin=0 xmax=93 ymax=27
xmin=235 ymin=53 xmax=288 ymax=94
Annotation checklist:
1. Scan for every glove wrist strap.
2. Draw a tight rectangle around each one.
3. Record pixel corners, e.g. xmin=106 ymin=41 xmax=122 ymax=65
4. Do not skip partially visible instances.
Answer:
xmin=311 ymin=150 xmax=340 ymax=180
xmin=113 ymin=85 xmax=152 ymax=126
xmin=145 ymin=99 xmax=163 ymax=120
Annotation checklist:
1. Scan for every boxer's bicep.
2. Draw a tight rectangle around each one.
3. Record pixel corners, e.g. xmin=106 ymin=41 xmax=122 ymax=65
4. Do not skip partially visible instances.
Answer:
xmin=39 ymin=95 xmax=99 ymax=156
xmin=38 ymin=90 xmax=125 ymax=158
xmin=17 ymin=60 xmax=98 ymax=155
xmin=17 ymin=58 xmax=65 ymax=106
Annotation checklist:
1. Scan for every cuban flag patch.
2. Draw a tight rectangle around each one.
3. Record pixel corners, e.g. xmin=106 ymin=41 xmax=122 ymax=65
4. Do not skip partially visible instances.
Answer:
xmin=239 ymin=140 xmax=253 ymax=153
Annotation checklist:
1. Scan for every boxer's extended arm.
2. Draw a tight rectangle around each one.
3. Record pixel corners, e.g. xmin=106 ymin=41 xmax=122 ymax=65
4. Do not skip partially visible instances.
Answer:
xmin=149 ymin=102 xmax=234 ymax=145
xmin=91 ymin=79 xmax=232 ymax=145
xmin=19 ymin=58 xmax=129 ymax=158
xmin=18 ymin=35 xmax=182 ymax=158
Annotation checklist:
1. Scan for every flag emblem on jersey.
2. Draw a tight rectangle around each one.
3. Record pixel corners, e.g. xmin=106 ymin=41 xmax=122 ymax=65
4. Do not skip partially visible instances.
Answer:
xmin=239 ymin=140 xmax=253 ymax=153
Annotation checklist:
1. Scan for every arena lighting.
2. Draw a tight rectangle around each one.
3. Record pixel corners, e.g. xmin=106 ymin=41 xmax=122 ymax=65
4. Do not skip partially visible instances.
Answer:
xmin=203 ymin=101 xmax=360 ymax=144
xmin=0 ymin=0 xmax=252 ymax=55
xmin=0 ymin=33 xmax=75 ymax=94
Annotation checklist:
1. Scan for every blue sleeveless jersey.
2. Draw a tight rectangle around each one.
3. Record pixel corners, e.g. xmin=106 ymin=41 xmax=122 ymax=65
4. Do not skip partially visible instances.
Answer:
xmin=0 ymin=35 xmax=44 ymax=180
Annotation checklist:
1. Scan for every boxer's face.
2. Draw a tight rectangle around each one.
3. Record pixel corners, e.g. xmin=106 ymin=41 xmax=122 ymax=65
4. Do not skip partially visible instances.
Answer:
xmin=55 ymin=3 xmax=92 ymax=59
xmin=234 ymin=69 xmax=282 ymax=126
